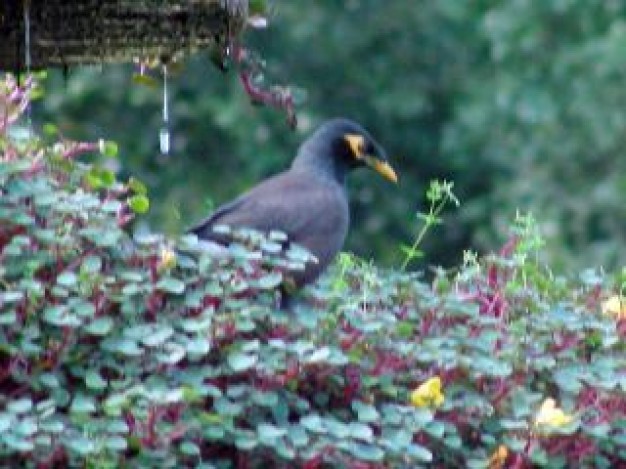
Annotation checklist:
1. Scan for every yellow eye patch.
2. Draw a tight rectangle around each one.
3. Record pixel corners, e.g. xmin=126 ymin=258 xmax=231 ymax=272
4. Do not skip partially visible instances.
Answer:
xmin=344 ymin=133 xmax=366 ymax=159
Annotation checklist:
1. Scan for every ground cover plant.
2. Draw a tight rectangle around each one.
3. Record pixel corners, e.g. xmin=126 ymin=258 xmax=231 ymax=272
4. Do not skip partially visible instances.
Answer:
xmin=1 ymin=76 xmax=626 ymax=467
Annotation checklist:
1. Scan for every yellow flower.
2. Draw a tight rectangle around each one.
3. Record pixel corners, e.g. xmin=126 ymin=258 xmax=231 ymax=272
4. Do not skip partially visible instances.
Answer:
xmin=487 ymin=445 xmax=508 ymax=469
xmin=602 ymin=295 xmax=626 ymax=320
xmin=158 ymin=246 xmax=177 ymax=272
xmin=410 ymin=376 xmax=444 ymax=409
xmin=534 ymin=398 xmax=573 ymax=428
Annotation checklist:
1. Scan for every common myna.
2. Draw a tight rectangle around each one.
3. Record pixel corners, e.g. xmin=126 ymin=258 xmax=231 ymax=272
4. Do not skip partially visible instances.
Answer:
xmin=189 ymin=118 xmax=397 ymax=294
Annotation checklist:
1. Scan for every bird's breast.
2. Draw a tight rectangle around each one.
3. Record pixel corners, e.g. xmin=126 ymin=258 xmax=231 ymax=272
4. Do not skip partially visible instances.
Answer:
xmin=288 ymin=180 xmax=349 ymax=286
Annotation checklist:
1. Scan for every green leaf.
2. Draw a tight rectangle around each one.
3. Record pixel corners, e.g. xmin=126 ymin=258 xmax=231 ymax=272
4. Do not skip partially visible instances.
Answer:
xmin=396 ymin=321 xmax=414 ymax=338
xmin=80 ymin=226 xmax=122 ymax=247
xmin=70 ymin=394 xmax=96 ymax=414
xmin=500 ymin=419 xmax=529 ymax=430
xmin=104 ymin=436 xmax=127 ymax=452
xmin=180 ymin=441 xmax=200 ymax=456
xmin=35 ymin=434 xmax=52 ymax=447
xmin=256 ymin=272 xmax=283 ymax=289
xmin=269 ymin=230 xmax=288 ymax=242
xmin=425 ymin=421 xmax=445 ymax=439
xmin=129 ymin=324 xmax=174 ymax=347
xmin=85 ymin=370 xmax=107 ymax=390
xmin=156 ymin=276 xmax=185 ymax=294
xmin=101 ymin=140 xmax=119 ymax=158
xmin=234 ymin=435 xmax=258 ymax=451
xmin=348 ymin=442 xmax=384 ymax=462
xmin=84 ymin=317 xmax=114 ymax=336
xmin=39 ymin=420 xmax=64 ymax=434
xmin=0 ymin=311 xmax=17 ymax=325
xmin=554 ymin=369 xmax=582 ymax=393
xmin=128 ymin=194 xmax=150 ymax=214
xmin=102 ymin=199 xmax=122 ymax=213
xmin=8 ymin=398 xmax=33 ymax=414
xmin=260 ymin=240 xmax=283 ymax=254
xmin=352 ymin=401 xmax=380 ymax=423
xmin=56 ymin=271 xmax=78 ymax=287
xmin=400 ymin=244 xmax=423 ymax=259
xmin=406 ymin=443 xmax=433 ymax=462
xmin=156 ymin=342 xmax=186 ymax=364
xmin=300 ymin=414 xmax=326 ymax=434
xmin=3 ymin=433 xmax=34 ymax=453
xmin=185 ymin=337 xmax=211 ymax=357
xmin=179 ymin=311 xmax=213 ymax=332
xmin=101 ymin=338 xmax=144 ymax=357
xmin=214 ymin=397 xmax=243 ymax=417
xmin=65 ymin=435 xmax=96 ymax=456
xmin=106 ymin=420 xmax=130 ymax=434
xmin=14 ymin=418 xmax=38 ymax=437
xmin=444 ymin=435 xmax=462 ymax=449
xmin=471 ymin=355 xmax=512 ymax=377
xmin=103 ymin=394 xmax=128 ymax=417
xmin=0 ymin=413 xmax=13 ymax=433
xmin=34 ymin=193 xmax=58 ymax=208
xmin=286 ymin=424 xmax=309 ymax=448
xmin=251 ymin=390 xmax=278 ymax=408
xmin=349 ymin=422 xmax=373 ymax=442
xmin=73 ymin=300 xmax=96 ymax=317
xmin=39 ymin=373 xmax=60 ymax=388
xmin=121 ymin=283 xmax=140 ymax=296
xmin=227 ymin=351 xmax=258 ymax=372
xmin=257 ymin=423 xmax=287 ymax=442
xmin=204 ymin=425 xmax=226 ymax=440
xmin=586 ymin=423 xmax=610 ymax=438
xmin=128 ymin=177 xmax=148 ymax=195
xmin=44 ymin=306 xmax=80 ymax=327
xmin=0 ymin=291 xmax=24 ymax=303
xmin=530 ymin=448 xmax=549 ymax=466
xmin=84 ymin=167 xmax=116 ymax=190
xmin=35 ymin=398 xmax=55 ymax=415
xmin=42 ymin=123 xmax=58 ymax=136
xmin=275 ymin=438 xmax=295 ymax=459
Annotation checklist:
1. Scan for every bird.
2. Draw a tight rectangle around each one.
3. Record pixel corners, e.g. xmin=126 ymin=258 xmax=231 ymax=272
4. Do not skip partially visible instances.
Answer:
xmin=188 ymin=118 xmax=397 ymax=303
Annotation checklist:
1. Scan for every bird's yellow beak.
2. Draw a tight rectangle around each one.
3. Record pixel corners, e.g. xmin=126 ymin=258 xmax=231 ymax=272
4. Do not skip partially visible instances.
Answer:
xmin=344 ymin=133 xmax=398 ymax=184
xmin=364 ymin=155 xmax=398 ymax=184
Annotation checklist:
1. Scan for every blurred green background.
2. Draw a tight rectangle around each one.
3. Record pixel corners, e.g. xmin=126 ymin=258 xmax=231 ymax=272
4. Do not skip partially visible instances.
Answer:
xmin=38 ymin=1 xmax=626 ymax=271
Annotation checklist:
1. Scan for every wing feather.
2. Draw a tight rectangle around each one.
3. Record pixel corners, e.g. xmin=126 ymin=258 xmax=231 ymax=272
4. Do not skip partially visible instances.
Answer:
xmin=188 ymin=171 xmax=345 ymax=242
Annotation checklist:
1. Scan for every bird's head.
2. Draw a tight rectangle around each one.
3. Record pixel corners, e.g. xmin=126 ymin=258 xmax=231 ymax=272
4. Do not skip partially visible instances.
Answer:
xmin=293 ymin=118 xmax=398 ymax=184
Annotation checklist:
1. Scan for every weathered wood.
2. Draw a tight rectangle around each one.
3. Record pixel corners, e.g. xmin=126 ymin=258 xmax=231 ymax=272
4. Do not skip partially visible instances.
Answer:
xmin=0 ymin=0 xmax=248 ymax=71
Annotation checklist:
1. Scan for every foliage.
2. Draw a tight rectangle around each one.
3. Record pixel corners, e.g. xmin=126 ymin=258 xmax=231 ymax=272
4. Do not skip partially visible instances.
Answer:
xmin=400 ymin=180 xmax=459 ymax=271
xmin=2 ymin=76 xmax=626 ymax=468
xmin=442 ymin=0 xmax=626 ymax=270
xmin=36 ymin=2 xmax=626 ymax=271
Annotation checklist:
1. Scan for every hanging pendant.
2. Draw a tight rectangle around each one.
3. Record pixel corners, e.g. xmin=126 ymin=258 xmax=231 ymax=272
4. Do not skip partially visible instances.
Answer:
xmin=159 ymin=127 xmax=170 ymax=155
xmin=159 ymin=64 xmax=171 ymax=155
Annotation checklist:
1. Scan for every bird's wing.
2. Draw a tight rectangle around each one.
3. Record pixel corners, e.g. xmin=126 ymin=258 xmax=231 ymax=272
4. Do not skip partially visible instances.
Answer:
xmin=188 ymin=171 xmax=347 ymax=243
xmin=187 ymin=196 xmax=246 ymax=235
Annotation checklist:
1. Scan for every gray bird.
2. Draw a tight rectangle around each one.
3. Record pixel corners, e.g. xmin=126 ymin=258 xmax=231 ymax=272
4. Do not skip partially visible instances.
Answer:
xmin=188 ymin=118 xmax=397 ymax=298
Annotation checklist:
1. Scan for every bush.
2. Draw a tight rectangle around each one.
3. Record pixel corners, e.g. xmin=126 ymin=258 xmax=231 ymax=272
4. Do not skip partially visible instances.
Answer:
xmin=1 ymin=76 xmax=626 ymax=467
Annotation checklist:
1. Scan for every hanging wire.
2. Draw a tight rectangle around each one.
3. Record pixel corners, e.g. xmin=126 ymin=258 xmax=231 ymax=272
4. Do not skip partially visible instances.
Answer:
xmin=23 ymin=0 xmax=33 ymax=131
xmin=159 ymin=64 xmax=171 ymax=155
xmin=9 ymin=0 xmax=35 ymax=144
